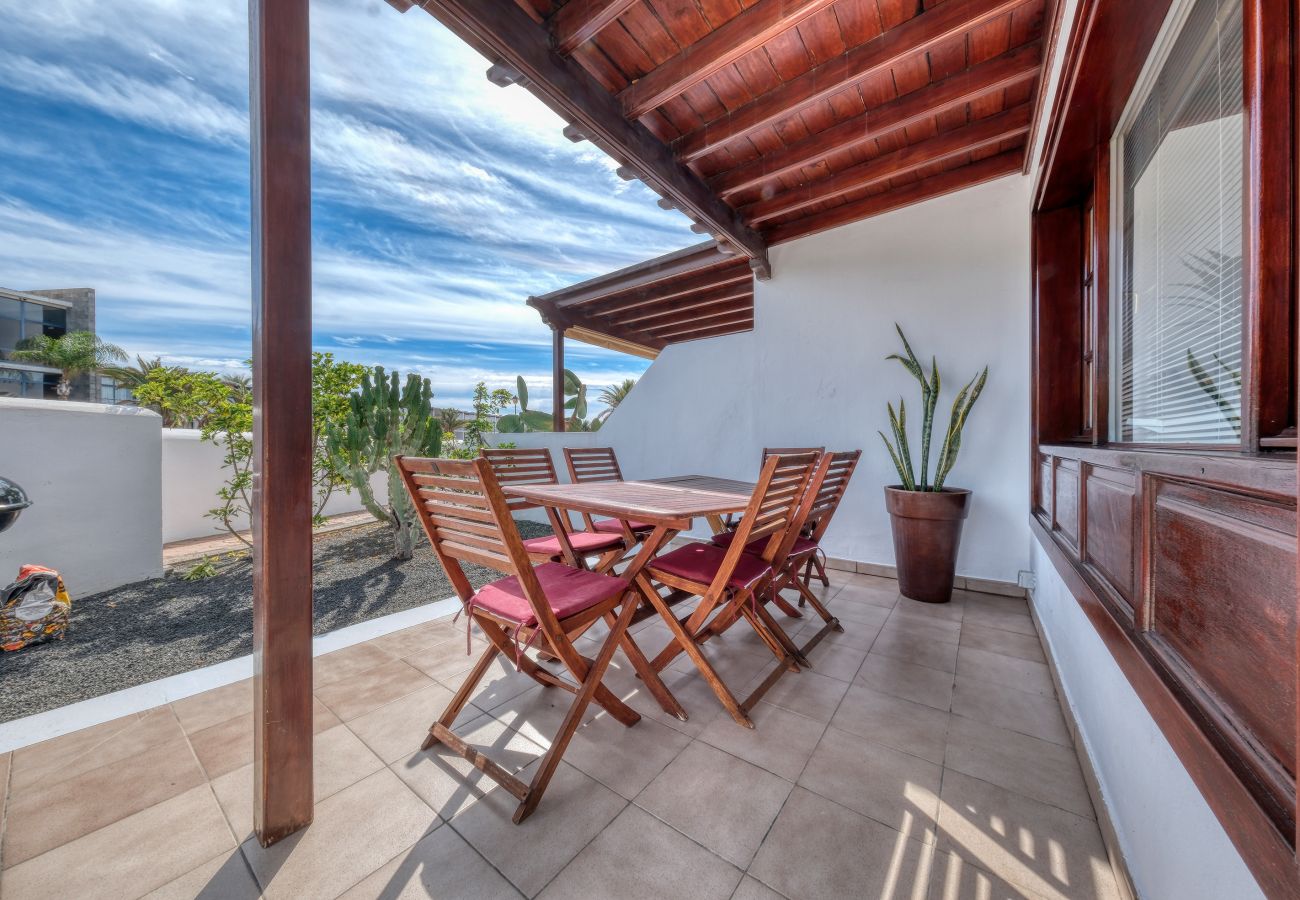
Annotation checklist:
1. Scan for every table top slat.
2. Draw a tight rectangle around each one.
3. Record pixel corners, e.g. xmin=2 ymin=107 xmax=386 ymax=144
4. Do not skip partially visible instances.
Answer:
xmin=502 ymin=475 xmax=755 ymax=523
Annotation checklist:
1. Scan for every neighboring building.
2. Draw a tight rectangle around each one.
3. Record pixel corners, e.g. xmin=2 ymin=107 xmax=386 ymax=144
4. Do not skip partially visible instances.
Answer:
xmin=0 ymin=286 xmax=99 ymax=402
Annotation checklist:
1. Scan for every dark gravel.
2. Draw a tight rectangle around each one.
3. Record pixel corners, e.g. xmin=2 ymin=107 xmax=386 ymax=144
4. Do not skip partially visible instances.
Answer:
xmin=0 ymin=519 xmax=552 ymax=723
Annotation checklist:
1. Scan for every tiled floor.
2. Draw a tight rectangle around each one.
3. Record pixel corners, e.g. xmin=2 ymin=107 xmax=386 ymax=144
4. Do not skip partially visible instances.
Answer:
xmin=0 ymin=571 xmax=1123 ymax=900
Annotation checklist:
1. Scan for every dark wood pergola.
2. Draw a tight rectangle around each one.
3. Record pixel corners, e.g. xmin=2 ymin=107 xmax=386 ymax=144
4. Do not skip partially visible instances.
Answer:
xmin=247 ymin=0 xmax=1055 ymax=845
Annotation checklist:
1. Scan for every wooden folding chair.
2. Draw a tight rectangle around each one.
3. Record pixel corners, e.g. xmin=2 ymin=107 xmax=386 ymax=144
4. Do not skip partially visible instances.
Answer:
xmin=480 ymin=447 xmax=628 ymax=573
xmin=711 ymin=450 xmax=862 ymax=656
xmin=562 ymin=447 xmax=654 ymax=543
xmin=641 ymin=451 xmax=820 ymax=726
xmin=395 ymin=455 xmax=655 ymax=823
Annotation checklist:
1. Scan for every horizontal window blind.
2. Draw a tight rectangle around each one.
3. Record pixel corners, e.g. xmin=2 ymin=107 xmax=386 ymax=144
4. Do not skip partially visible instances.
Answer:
xmin=1115 ymin=0 xmax=1244 ymax=444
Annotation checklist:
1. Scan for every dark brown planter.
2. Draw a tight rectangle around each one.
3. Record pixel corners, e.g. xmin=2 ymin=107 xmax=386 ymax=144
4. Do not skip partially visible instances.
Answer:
xmin=884 ymin=486 xmax=971 ymax=604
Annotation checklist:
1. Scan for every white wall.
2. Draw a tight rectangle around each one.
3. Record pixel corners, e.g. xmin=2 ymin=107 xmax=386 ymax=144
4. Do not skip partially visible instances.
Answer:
xmin=161 ymin=429 xmax=388 ymax=543
xmin=1030 ymin=537 xmax=1264 ymax=900
xmin=530 ymin=175 xmax=1034 ymax=582
xmin=0 ymin=398 xmax=163 ymax=596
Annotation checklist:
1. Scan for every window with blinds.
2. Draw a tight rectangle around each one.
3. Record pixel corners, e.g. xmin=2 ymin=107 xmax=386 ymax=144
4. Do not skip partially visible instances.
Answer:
xmin=1112 ymin=0 xmax=1244 ymax=444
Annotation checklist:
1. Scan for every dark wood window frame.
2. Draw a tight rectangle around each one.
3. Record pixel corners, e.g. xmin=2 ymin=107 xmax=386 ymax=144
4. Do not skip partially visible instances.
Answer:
xmin=1031 ymin=1 xmax=1299 ymax=896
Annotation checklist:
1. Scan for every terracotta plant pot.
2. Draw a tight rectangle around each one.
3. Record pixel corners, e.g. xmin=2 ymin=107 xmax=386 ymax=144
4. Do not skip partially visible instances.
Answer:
xmin=884 ymin=486 xmax=971 ymax=603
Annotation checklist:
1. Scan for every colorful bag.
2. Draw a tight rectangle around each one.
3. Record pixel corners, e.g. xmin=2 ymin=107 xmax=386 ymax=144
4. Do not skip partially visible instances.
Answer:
xmin=1 ymin=565 xmax=72 ymax=651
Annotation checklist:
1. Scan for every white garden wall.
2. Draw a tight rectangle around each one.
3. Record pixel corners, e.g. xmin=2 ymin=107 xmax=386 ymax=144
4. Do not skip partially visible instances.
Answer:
xmin=161 ymin=429 xmax=388 ymax=543
xmin=0 ymin=398 xmax=163 ymax=596
xmin=1030 ymin=537 xmax=1264 ymax=900
xmin=515 ymin=174 xmax=1034 ymax=584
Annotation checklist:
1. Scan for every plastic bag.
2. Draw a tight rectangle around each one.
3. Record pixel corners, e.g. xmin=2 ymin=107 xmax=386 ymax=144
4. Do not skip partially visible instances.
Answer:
xmin=1 ymin=565 xmax=72 ymax=651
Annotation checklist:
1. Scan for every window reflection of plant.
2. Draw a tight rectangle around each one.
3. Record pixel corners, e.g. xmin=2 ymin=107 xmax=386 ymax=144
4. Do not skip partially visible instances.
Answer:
xmin=1172 ymin=250 xmax=1242 ymax=437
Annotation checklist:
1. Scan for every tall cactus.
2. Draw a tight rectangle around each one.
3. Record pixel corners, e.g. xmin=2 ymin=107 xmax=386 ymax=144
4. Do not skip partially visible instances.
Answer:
xmin=325 ymin=367 xmax=441 ymax=559
xmin=879 ymin=324 xmax=988 ymax=492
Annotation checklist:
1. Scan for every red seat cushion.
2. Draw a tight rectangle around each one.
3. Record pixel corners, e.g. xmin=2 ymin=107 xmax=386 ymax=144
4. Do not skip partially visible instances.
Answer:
xmin=648 ymin=541 xmax=772 ymax=591
xmin=523 ymin=530 xmax=625 ymax=557
xmin=592 ymin=517 xmax=654 ymax=535
xmin=472 ymin=562 xmax=630 ymax=627
xmin=711 ymin=531 xmax=819 ymax=558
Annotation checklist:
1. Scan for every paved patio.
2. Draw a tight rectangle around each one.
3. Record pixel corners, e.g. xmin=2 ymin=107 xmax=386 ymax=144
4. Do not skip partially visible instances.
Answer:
xmin=0 ymin=570 xmax=1122 ymax=900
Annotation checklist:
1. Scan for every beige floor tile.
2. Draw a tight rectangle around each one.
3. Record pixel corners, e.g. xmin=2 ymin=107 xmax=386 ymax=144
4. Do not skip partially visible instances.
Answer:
xmin=439 ymin=655 xmax=544 ymax=711
xmin=697 ymin=700 xmax=826 ymax=782
xmin=9 ymin=707 xmax=180 ymax=795
xmin=732 ymin=875 xmax=790 ymax=900
xmin=212 ymin=725 xmax=387 ymax=841
xmin=798 ymin=615 xmax=883 ymax=651
xmin=366 ymin=620 xmax=460 ymax=659
xmin=751 ymin=669 xmax=849 ymax=724
xmin=830 ymin=684 xmax=951 ymax=764
xmin=951 ymin=677 xmax=1071 ymax=747
xmin=405 ymin=639 xmax=492 ymax=683
xmin=802 ymin=640 xmax=868 ymax=682
xmin=834 ymin=580 xmax=901 ymax=611
xmin=597 ymin=657 xmax=726 ymax=738
xmin=799 ymin=725 xmax=942 ymax=845
xmin=856 ymin=652 xmax=955 ymax=711
xmin=895 ymin=595 xmax=966 ymax=624
xmin=391 ymin=714 xmax=543 ymax=822
xmin=452 ymin=760 xmax=627 ymax=898
xmin=960 ymin=623 xmax=1047 ymax=663
xmin=314 ymin=642 xmax=398 ymax=687
xmin=667 ymin=638 xmax=773 ymax=688
xmin=560 ymin=706 xmax=692 ymax=800
xmin=749 ymin=787 xmax=935 ymax=900
xmin=871 ymin=625 xmax=961 ymax=673
xmin=2 ymin=785 xmax=235 ymax=899
xmin=347 ymin=681 xmax=480 ymax=764
xmin=635 ymin=741 xmax=792 ymax=868
xmin=340 ymin=825 xmax=520 ymax=900
xmin=962 ymin=604 xmax=1037 ymax=637
xmin=315 ymin=659 xmax=436 ymax=722
xmin=143 ymin=850 xmax=261 ymax=899
xmin=537 ymin=803 xmax=741 ymax=900
xmin=173 ymin=680 xmax=254 ymax=734
xmin=189 ymin=699 xmax=339 ymax=780
xmin=883 ymin=612 xmax=963 ymax=645
xmin=936 ymin=769 xmax=1119 ymax=900
xmin=486 ymin=685 xmax=587 ymax=749
xmin=3 ymin=733 xmax=207 ymax=866
xmin=956 ymin=647 xmax=1055 ymax=698
xmin=944 ymin=717 xmax=1094 ymax=820
xmin=240 ymin=768 xmax=438 ymax=899
xmin=928 ymin=849 xmax=1053 ymax=900
xmin=829 ymin=599 xmax=896 ymax=630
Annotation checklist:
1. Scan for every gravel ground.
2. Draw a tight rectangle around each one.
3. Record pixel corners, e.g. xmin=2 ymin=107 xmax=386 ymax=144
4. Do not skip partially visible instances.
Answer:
xmin=0 ymin=519 xmax=552 ymax=723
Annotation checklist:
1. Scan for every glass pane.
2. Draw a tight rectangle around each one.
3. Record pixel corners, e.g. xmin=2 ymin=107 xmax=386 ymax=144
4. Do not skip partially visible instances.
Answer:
xmin=0 ymin=367 xmax=21 ymax=398
xmin=42 ymin=306 xmax=67 ymax=339
xmin=1114 ymin=0 xmax=1244 ymax=444
xmin=0 ymin=299 xmax=20 ymax=359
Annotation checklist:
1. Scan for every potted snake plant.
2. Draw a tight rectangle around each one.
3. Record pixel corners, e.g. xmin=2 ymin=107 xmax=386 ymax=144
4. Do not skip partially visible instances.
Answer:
xmin=878 ymin=326 xmax=988 ymax=603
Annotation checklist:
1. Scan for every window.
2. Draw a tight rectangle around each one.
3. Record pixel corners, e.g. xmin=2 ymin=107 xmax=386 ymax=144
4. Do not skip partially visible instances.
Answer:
xmin=0 ymin=368 xmax=56 ymax=399
xmin=0 ymin=299 xmax=20 ymax=358
xmin=1112 ymin=0 xmax=1244 ymax=444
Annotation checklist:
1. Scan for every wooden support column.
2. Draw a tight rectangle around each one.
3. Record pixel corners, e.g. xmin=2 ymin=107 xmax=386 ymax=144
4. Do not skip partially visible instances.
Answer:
xmin=552 ymin=323 xmax=565 ymax=433
xmin=250 ymin=0 xmax=314 ymax=848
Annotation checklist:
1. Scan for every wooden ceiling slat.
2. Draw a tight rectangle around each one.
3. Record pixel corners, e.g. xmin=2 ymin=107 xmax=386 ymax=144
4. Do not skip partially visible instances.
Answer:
xmin=673 ymin=0 xmax=1028 ymax=162
xmin=604 ymin=283 xmax=752 ymax=325
xmin=551 ymin=0 xmax=639 ymax=55
xmin=620 ymin=0 xmax=840 ymax=118
xmin=538 ymin=242 xmax=737 ymax=308
xmin=765 ymin=148 xmax=1024 ymax=244
xmin=653 ymin=311 xmax=754 ymax=339
xmin=582 ymin=263 xmax=752 ymax=315
xmin=668 ymin=320 xmax=754 ymax=343
xmin=636 ymin=299 xmax=754 ymax=333
xmin=743 ymin=102 xmax=1031 ymax=224
xmin=710 ymin=40 xmax=1040 ymax=199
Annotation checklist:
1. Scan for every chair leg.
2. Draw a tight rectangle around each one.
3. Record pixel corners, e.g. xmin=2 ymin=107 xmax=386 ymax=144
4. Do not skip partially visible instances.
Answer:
xmin=770 ymin=590 xmax=804 ymax=619
xmin=513 ymin=593 xmax=639 ymax=824
xmin=603 ymin=609 xmax=688 ymax=721
xmin=812 ymin=555 xmax=831 ymax=587
xmin=423 ymin=637 xmax=500 ymax=750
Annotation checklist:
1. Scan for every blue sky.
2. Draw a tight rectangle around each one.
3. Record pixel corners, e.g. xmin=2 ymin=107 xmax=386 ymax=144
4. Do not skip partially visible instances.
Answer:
xmin=0 ymin=0 xmax=697 ymax=413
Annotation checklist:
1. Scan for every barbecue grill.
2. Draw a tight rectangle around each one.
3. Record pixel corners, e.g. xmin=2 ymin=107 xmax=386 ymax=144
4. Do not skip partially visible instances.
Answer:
xmin=0 ymin=477 xmax=32 ymax=534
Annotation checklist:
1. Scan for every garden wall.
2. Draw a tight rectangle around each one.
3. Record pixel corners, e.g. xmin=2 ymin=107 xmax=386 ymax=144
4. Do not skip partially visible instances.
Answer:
xmin=0 ymin=398 xmax=163 ymax=596
xmin=161 ymin=429 xmax=388 ymax=543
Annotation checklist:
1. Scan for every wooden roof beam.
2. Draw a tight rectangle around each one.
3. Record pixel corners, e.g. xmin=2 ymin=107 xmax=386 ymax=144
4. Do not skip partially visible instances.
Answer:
xmin=412 ymin=0 xmax=771 ymax=277
xmin=636 ymin=299 xmax=754 ymax=333
xmin=764 ymin=148 xmax=1025 ymax=245
xmin=550 ymin=0 xmax=637 ymax=56
xmin=656 ymin=314 xmax=754 ymax=340
xmin=743 ymin=104 xmax=1032 ymax=225
xmin=528 ymin=295 xmax=668 ymax=353
xmin=620 ymin=0 xmax=839 ymax=118
xmin=564 ymin=325 xmax=659 ymax=359
xmin=674 ymin=0 xmax=1029 ymax=162
xmin=536 ymin=242 xmax=740 ymax=309
xmin=580 ymin=264 xmax=752 ymax=314
xmin=711 ymin=41 xmax=1042 ymax=199
xmin=603 ymin=283 xmax=752 ymax=326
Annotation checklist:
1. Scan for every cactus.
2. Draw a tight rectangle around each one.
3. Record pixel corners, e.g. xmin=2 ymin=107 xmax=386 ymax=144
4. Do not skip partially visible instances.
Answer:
xmin=325 ymin=366 xmax=441 ymax=559
xmin=879 ymin=325 xmax=988 ymax=492
xmin=497 ymin=370 xmax=593 ymax=432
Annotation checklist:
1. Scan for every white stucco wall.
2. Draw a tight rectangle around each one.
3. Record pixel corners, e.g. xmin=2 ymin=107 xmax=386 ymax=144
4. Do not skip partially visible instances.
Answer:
xmin=1030 ymin=537 xmax=1264 ymax=900
xmin=161 ymin=429 xmax=387 ymax=543
xmin=520 ymin=174 xmax=1034 ymax=582
xmin=0 ymin=398 xmax=163 ymax=596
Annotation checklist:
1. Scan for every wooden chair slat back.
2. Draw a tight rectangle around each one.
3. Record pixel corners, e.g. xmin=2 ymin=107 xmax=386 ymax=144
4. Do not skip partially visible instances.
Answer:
xmin=762 ymin=446 xmax=825 ymax=461
xmin=805 ymin=450 xmax=862 ymax=539
xmin=480 ymin=447 xmax=560 ymax=512
xmin=743 ymin=452 xmax=820 ymax=548
xmin=564 ymin=447 xmax=624 ymax=483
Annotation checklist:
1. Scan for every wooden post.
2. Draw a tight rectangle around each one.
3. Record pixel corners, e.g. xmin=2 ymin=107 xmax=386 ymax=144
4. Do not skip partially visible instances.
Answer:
xmin=552 ymin=324 xmax=566 ymax=433
xmin=250 ymin=0 xmax=314 ymax=847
